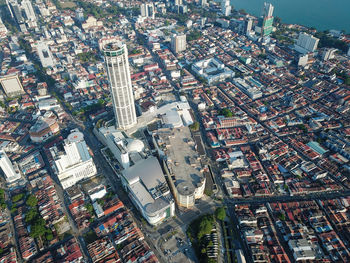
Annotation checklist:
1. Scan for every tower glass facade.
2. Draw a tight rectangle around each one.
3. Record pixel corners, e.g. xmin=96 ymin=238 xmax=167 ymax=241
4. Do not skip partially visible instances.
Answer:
xmin=103 ymin=43 xmax=137 ymax=130
xmin=259 ymin=2 xmax=274 ymax=37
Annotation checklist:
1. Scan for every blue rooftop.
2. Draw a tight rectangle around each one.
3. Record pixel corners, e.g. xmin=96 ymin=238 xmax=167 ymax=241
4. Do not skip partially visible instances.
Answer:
xmin=307 ymin=141 xmax=328 ymax=155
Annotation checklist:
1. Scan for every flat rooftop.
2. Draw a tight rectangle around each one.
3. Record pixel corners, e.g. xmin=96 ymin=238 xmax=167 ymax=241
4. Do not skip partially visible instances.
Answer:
xmin=123 ymin=157 xmax=172 ymax=215
xmin=158 ymin=127 xmax=204 ymax=195
xmin=123 ymin=157 xmax=165 ymax=189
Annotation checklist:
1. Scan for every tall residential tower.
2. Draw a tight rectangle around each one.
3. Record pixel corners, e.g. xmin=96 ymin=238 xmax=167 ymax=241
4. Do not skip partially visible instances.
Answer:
xmin=171 ymin=34 xmax=186 ymax=54
xmin=22 ymin=0 xmax=36 ymax=22
xmin=103 ymin=42 xmax=137 ymax=130
xmin=141 ymin=3 xmax=155 ymax=19
xmin=295 ymin=32 xmax=319 ymax=53
xmin=221 ymin=0 xmax=231 ymax=16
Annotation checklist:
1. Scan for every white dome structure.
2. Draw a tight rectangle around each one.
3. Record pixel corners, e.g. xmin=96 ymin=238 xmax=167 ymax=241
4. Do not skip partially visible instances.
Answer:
xmin=127 ymin=139 xmax=145 ymax=153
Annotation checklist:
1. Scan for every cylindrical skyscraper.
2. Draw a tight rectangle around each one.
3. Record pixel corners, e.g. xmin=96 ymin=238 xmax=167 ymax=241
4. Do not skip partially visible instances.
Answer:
xmin=103 ymin=42 xmax=137 ymax=130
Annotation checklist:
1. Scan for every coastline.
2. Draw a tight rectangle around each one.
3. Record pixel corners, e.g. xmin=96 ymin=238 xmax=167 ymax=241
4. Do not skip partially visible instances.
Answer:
xmin=230 ymin=0 xmax=350 ymax=33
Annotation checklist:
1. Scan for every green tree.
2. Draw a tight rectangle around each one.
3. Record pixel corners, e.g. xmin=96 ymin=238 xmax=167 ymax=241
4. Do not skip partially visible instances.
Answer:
xmin=12 ymin=193 xmax=24 ymax=203
xmin=187 ymin=30 xmax=201 ymax=41
xmin=345 ymin=77 xmax=350 ymax=86
xmin=0 ymin=189 xmax=6 ymax=210
xmin=198 ymin=216 xmax=214 ymax=239
xmin=85 ymin=203 xmax=94 ymax=215
xmin=278 ymin=212 xmax=286 ymax=221
xmin=30 ymin=218 xmax=47 ymax=238
xmin=219 ymin=108 xmax=233 ymax=117
xmin=26 ymin=194 xmax=38 ymax=207
xmin=46 ymin=231 xmax=53 ymax=241
xmin=130 ymin=48 xmax=141 ymax=54
xmin=297 ymin=124 xmax=307 ymax=133
xmin=189 ymin=122 xmax=200 ymax=131
xmin=215 ymin=207 xmax=226 ymax=221
xmin=315 ymin=31 xmax=349 ymax=53
xmin=204 ymin=189 xmax=213 ymax=196
xmin=25 ymin=208 xmax=39 ymax=223
xmin=77 ymin=51 xmax=99 ymax=63
xmin=84 ymin=230 xmax=98 ymax=244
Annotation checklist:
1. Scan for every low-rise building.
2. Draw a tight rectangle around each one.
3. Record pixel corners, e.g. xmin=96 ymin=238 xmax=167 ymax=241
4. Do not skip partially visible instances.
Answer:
xmin=29 ymin=116 xmax=59 ymax=143
xmin=87 ymin=237 xmax=120 ymax=263
xmin=0 ymin=74 xmax=25 ymax=97
xmin=288 ymin=239 xmax=316 ymax=261
xmin=234 ymin=78 xmax=262 ymax=100
xmin=192 ymin=58 xmax=234 ymax=84
xmin=82 ymin=16 xmax=103 ymax=31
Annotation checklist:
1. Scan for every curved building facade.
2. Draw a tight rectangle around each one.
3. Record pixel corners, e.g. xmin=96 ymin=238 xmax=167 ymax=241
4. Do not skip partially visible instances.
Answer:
xmin=174 ymin=177 xmax=206 ymax=208
xmin=103 ymin=42 xmax=137 ymax=130
xmin=121 ymin=157 xmax=175 ymax=226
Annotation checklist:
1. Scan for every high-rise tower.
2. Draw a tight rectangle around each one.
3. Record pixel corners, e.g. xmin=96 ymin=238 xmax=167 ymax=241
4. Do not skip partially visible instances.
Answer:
xmin=22 ymin=0 xmax=36 ymax=22
xmin=53 ymin=129 xmax=97 ymax=189
xmin=263 ymin=2 xmax=274 ymax=18
xmin=7 ymin=0 xmax=24 ymax=24
xmin=295 ymin=32 xmax=319 ymax=53
xmin=246 ymin=18 xmax=253 ymax=36
xmin=6 ymin=0 xmax=14 ymax=18
xmin=141 ymin=3 xmax=155 ymax=19
xmin=103 ymin=42 xmax=137 ymax=130
xmin=171 ymin=34 xmax=186 ymax=54
xmin=0 ymin=150 xmax=21 ymax=183
xmin=221 ymin=0 xmax=231 ymax=16
xmin=200 ymin=0 xmax=207 ymax=7
xmin=259 ymin=2 xmax=274 ymax=37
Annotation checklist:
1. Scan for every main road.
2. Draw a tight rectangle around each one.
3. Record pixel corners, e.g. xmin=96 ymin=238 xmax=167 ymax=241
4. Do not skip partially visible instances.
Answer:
xmin=226 ymin=189 xmax=350 ymax=205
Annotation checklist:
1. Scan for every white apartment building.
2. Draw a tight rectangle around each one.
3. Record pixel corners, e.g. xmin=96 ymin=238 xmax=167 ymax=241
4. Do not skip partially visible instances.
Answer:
xmin=0 ymin=150 xmax=21 ymax=183
xmin=36 ymin=41 xmax=55 ymax=68
xmin=171 ymin=34 xmax=186 ymax=54
xmin=51 ymin=130 xmax=97 ymax=189
xmin=295 ymin=32 xmax=319 ymax=53
xmin=140 ymin=3 xmax=155 ymax=19
xmin=221 ymin=0 xmax=231 ymax=16
xmin=22 ymin=0 xmax=36 ymax=21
